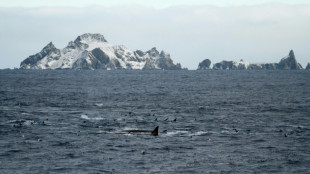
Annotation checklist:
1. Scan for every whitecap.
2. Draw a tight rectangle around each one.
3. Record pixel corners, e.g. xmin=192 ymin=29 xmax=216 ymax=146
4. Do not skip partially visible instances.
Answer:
xmin=165 ymin=130 xmax=189 ymax=136
xmin=221 ymin=130 xmax=231 ymax=134
xmin=123 ymin=127 xmax=138 ymax=131
xmin=7 ymin=119 xmax=36 ymax=126
xmin=80 ymin=114 xmax=103 ymax=120
xmin=95 ymin=103 xmax=104 ymax=107
xmin=23 ymin=120 xmax=35 ymax=126
xmin=189 ymin=131 xmax=208 ymax=136
xmin=97 ymin=130 xmax=109 ymax=134
xmin=116 ymin=118 xmax=124 ymax=121
xmin=81 ymin=114 xmax=89 ymax=120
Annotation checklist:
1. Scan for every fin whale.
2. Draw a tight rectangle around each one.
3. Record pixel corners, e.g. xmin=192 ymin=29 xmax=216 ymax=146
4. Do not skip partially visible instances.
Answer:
xmin=117 ymin=126 xmax=159 ymax=136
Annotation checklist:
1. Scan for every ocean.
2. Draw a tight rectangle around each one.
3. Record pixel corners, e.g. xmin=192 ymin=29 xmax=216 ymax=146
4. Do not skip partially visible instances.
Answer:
xmin=0 ymin=70 xmax=310 ymax=173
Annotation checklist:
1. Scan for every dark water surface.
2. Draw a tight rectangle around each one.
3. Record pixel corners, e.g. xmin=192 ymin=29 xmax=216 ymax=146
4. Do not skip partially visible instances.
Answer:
xmin=1 ymin=70 xmax=310 ymax=173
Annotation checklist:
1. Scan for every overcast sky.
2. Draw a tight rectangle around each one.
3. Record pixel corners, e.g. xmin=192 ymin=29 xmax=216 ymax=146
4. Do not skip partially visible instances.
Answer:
xmin=2 ymin=0 xmax=310 ymax=8
xmin=1 ymin=0 xmax=310 ymax=69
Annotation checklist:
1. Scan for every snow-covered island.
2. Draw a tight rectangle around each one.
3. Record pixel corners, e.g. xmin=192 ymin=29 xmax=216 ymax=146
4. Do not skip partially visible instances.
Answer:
xmin=198 ymin=50 xmax=304 ymax=70
xmin=20 ymin=33 xmax=182 ymax=70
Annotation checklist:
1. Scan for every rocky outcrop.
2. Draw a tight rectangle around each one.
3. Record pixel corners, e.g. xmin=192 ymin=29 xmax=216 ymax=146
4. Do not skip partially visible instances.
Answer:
xmin=213 ymin=61 xmax=234 ymax=70
xmin=306 ymin=63 xmax=310 ymax=70
xmin=278 ymin=50 xmax=303 ymax=70
xmin=142 ymin=48 xmax=181 ymax=70
xmin=210 ymin=50 xmax=303 ymax=70
xmin=247 ymin=63 xmax=278 ymax=70
xmin=197 ymin=59 xmax=211 ymax=70
xmin=213 ymin=60 xmax=248 ymax=70
xmin=20 ymin=33 xmax=182 ymax=70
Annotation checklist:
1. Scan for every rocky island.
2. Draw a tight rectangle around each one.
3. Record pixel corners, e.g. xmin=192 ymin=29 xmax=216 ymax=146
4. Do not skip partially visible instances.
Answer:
xmin=198 ymin=50 xmax=304 ymax=70
xmin=20 ymin=33 xmax=182 ymax=70
xmin=197 ymin=59 xmax=212 ymax=70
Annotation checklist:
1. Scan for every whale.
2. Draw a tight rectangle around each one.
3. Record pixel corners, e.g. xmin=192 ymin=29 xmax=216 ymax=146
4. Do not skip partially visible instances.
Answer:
xmin=116 ymin=126 xmax=159 ymax=136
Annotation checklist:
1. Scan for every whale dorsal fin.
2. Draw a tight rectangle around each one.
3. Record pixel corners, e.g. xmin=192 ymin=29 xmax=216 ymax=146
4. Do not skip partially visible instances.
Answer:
xmin=151 ymin=126 xmax=159 ymax=136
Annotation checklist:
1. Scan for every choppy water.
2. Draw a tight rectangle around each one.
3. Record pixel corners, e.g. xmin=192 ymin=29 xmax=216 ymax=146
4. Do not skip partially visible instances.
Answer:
xmin=1 ymin=70 xmax=310 ymax=173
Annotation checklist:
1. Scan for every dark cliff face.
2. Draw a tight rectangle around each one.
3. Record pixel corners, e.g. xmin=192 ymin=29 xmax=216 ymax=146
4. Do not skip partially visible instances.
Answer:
xmin=156 ymin=51 xmax=181 ymax=70
xmin=20 ymin=42 xmax=60 ymax=69
xmin=197 ymin=59 xmax=211 ymax=70
xmin=72 ymin=50 xmax=122 ymax=70
xmin=142 ymin=59 xmax=157 ymax=70
xmin=91 ymin=48 xmax=110 ymax=64
xmin=247 ymin=63 xmax=278 ymax=70
xmin=71 ymin=48 xmax=122 ymax=70
xmin=142 ymin=49 xmax=182 ymax=70
xmin=264 ymin=63 xmax=278 ymax=70
xmin=306 ymin=63 xmax=310 ymax=70
xmin=278 ymin=50 xmax=303 ymax=70
xmin=212 ymin=60 xmax=249 ymax=70
xmin=213 ymin=61 xmax=235 ymax=70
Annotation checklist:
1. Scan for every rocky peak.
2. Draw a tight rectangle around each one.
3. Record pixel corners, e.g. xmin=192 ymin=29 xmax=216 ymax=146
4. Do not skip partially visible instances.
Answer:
xmin=20 ymin=42 xmax=60 ymax=69
xmin=43 ymin=42 xmax=57 ymax=51
xmin=160 ymin=51 xmax=170 ymax=58
xmin=306 ymin=63 xmax=310 ymax=70
xmin=74 ymin=33 xmax=107 ymax=43
xmin=150 ymin=47 xmax=157 ymax=51
xmin=278 ymin=50 xmax=303 ymax=70
xmin=147 ymin=47 xmax=159 ymax=57
xmin=67 ymin=33 xmax=109 ymax=50
xmin=40 ymin=42 xmax=59 ymax=56
xmin=289 ymin=50 xmax=295 ymax=58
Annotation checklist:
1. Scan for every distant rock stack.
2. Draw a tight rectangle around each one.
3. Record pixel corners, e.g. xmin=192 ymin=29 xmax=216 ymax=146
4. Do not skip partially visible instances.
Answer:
xmin=306 ymin=63 xmax=310 ymax=70
xmin=199 ymin=50 xmax=303 ymax=70
xmin=197 ymin=59 xmax=211 ymax=70
xmin=278 ymin=50 xmax=303 ymax=70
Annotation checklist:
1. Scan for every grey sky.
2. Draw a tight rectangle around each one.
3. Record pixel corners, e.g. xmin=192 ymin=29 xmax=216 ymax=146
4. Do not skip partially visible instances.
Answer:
xmin=2 ymin=0 xmax=310 ymax=8
xmin=0 ymin=1 xmax=309 ymax=69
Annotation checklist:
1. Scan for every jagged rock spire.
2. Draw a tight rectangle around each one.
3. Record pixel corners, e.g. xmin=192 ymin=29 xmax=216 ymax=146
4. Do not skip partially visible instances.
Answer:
xmin=306 ymin=63 xmax=310 ymax=70
xmin=278 ymin=49 xmax=303 ymax=70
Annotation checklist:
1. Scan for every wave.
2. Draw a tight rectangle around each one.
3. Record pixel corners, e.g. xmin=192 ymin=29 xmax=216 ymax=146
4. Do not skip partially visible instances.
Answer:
xmin=189 ymin=131 xmax=209 ymax=136
xmin=95 ymin=103 xmax=104 ymax=107
xmin=163 ymin=130 xmax=210 ymax=137
xmin=80 ymin=114 xmax=103 ymax=121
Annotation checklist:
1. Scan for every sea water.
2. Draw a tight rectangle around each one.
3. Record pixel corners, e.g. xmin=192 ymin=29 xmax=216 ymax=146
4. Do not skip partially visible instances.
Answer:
xmin=0 ymin=70 xmax=310 ymax=173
